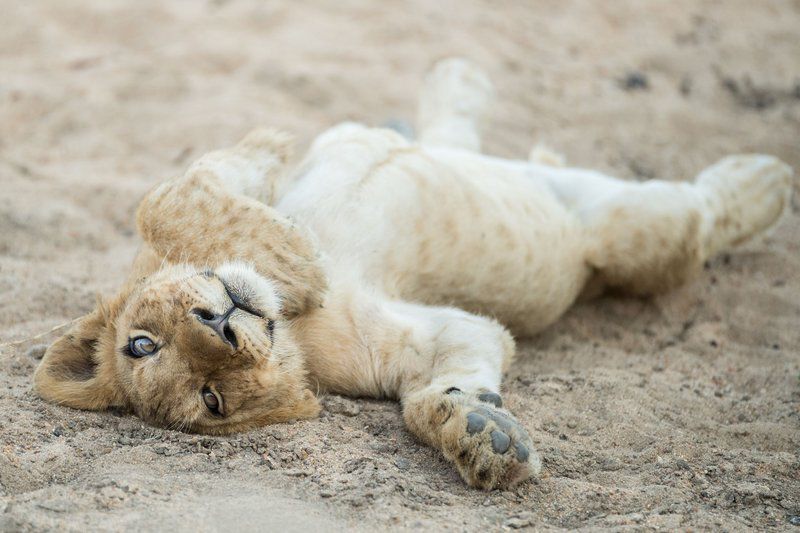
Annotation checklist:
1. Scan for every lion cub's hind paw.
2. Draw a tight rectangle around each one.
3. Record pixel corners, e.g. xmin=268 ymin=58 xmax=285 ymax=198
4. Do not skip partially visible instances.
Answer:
xmin=697 ymin=155 xmax=794 ymax=255
xmin=442 ymin=389 xmax=540 ymax=490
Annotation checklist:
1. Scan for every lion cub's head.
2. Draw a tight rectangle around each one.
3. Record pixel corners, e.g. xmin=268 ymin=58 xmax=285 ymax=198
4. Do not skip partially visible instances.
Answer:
xmin=34 ymin=261 xmax=320 ymax=434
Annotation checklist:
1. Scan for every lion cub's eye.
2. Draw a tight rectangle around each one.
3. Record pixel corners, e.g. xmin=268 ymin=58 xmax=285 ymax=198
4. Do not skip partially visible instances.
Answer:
xmin=202 ymin=387 xmax=222 ymax=416
xmin=127 ymin=336 xmax=158 ymax=358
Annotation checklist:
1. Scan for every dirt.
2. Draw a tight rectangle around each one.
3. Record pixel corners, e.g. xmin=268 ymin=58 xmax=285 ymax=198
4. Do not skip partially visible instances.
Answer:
xmin=1 ymin=0 xmax=799 ymax=530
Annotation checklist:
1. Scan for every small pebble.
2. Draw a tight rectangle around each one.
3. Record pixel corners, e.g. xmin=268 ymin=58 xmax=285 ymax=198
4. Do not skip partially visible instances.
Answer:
xmin=284 ymin=469 xmax=312 ymax=477
xmin=680 ymin=77 xmax=692 ymax=96
xmin=620 ymin=71 xmax=649 ymax=91
xmin=505 ymin=516 xmax=534 ymax=529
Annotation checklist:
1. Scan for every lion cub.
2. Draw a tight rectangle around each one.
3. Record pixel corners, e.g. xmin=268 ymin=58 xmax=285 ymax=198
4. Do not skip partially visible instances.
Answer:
xmin=35 ymin=59 xmax=793 ymax=489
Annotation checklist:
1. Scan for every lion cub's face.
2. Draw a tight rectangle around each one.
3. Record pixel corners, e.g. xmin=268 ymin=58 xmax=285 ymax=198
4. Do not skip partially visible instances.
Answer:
xmin=35 ymin=261 xmax=320 ymax=434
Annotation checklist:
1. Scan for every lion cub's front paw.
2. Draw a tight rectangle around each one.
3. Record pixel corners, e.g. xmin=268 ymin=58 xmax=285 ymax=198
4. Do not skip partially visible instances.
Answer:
xmin=438 ymin=389 xmax=541 ymax=490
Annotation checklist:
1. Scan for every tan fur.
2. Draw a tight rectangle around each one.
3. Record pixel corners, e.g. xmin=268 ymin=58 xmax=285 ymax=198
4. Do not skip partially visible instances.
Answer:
xmin=35 ymin=261 xmax=320 ymax=434
xmin=136 ymin=131 xmax=326 ymax=319
xmin=34 ymin=58 xmax=793 ymax=489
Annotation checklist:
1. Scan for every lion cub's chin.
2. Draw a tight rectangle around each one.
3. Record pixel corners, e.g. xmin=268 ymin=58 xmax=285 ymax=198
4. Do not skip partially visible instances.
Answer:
xmin=34 ymin=261 xmax=321 ymax=434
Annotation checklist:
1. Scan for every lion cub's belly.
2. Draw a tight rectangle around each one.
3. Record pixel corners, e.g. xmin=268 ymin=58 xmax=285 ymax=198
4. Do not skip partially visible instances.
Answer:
xmin=278 ymin=127 xmax=591 ymax=335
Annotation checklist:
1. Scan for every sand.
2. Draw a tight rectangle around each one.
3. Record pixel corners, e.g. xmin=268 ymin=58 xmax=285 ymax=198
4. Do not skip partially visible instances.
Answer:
xmin=1 ymin=0 xmax=798 ymax=530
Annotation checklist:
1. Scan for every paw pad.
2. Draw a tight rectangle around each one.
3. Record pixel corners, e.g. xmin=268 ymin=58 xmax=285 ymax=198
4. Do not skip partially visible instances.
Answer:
xmin=514 ymin=442 xmax=529 ymax=462
xmin=490 ymin=430 xmax=510 ymax=453
xmin=478 ymin=391 xmax=503 ymax=408
xmin=466 ymin=412 xmax=486 ymax=434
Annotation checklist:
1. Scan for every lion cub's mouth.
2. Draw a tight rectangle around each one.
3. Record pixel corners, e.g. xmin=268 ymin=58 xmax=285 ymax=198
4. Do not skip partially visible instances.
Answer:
xmin=200 ymin=267 xmax=264 ymax=319
xmin=221 ymin=279 xmax=264 ymax=319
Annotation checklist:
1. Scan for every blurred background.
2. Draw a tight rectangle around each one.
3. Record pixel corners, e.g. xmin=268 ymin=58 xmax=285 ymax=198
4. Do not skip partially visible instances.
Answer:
xmin=0 ymin=1 xmax=798 ymax=530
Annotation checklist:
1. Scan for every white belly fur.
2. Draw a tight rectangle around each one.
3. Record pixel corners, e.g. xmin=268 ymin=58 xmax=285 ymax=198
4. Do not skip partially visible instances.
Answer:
xmin=277 ymin=124 xmax=591 ymax=335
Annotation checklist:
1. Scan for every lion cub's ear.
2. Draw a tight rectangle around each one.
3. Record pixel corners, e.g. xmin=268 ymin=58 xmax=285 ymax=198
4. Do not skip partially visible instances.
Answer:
xmin=34 ymin=307 xmax=122 ymax=411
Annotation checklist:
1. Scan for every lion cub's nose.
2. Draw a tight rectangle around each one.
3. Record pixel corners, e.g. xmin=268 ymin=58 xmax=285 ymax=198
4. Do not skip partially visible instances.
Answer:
xmin=191 ymin=307 xmax=238 ymax=349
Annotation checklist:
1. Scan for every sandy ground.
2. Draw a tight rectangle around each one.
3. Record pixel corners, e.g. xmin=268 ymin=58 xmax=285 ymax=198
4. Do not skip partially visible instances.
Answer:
xmin=1 ymin=0 xmax=799 ymax=530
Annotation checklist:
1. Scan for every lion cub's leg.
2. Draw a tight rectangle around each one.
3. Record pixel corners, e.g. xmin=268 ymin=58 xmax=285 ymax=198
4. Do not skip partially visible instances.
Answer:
xmin=136 ymin=131 xmax=327 ymax=318
xmin=187 ymin=128 xmax=295 ymax=205
xmin=566 ymin=155 xmax=793 ymax=295
xmin=299 ymin=291 xmax=540 ymax=489
xmin=387 ymin=303 xmax=541 ymax=489
xmin=417 ymin=58 xmax=493 ymax=152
